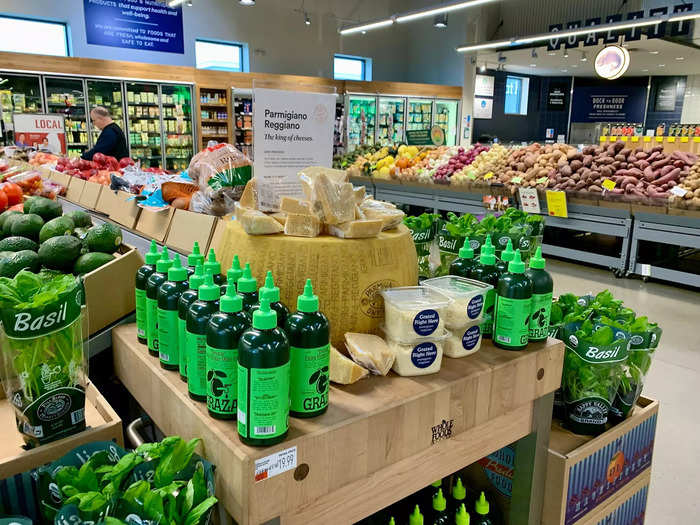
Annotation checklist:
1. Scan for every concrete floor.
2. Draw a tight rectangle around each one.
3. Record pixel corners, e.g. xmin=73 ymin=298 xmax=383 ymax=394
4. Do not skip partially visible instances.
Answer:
xmin=547 ymin=259 xmax=700 ymax=523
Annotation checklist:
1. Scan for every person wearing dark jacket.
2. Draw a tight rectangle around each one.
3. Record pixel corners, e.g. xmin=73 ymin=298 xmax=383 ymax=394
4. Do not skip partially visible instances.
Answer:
xmin=81 ymin=106 xmax=129 ymax=161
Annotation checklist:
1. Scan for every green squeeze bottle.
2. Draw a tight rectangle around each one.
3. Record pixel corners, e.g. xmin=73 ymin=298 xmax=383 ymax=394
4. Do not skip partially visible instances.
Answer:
xmin=473 ymin=493 xmax=493 ymax=525
xmin=178 ymin=262 xmax=205 ymax=382
xmin=237 ymin=291 xmax=291 ymax=446
xmin=250 ymin=271 xmax=290 ymax=329
xmin=495 ymin=239 xmax=515 ymax=275
xmin=206 ymin=284 xmax=251 ymax=419
xmin=237 ymin=263 xmax=259 ymax=312
xmin=455 ymin=503 xmax=470 ymax=525
xmin=187 ymin=241 xmax=205 ymax=278
xmin=157 ymin=255 xmax=189 ymax=371
xmin=449 ymin=238 xmax=478 ymax=278
xmin=432 ymin=489 xmax=449 ymax=525
xmin=204 ymin=248 xmax=225 ymax=286
xmin=186 ymin=271 xmax=221 ymax=401
xmin=409 ymin=505 xmax=424 ymax=525
xmin=286 ymin=279 xmax=330 ymax=418
xmin=223 ymin=255 xmax=244 ymax=295
xmin=146 ymin=248 xmax=172 ymax=357
xmin=450 ymin=477 xmax=467 ymax=518
xmin=494 ymin=249 xmax=533 ymax=351
xmin=135 ymin=240 xmax=159 ymax=345
xmin=469 ymin=237 xmax=499 ymax=339
xmin=525 ymin=246 xmax=553 ymax=342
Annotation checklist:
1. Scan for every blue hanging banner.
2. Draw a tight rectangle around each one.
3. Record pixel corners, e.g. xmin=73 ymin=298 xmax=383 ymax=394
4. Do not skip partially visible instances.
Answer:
xmin=570 ymin=78 xmax=648 ymax=123
xmin=83 ymin=0 xmax=184 ymax=54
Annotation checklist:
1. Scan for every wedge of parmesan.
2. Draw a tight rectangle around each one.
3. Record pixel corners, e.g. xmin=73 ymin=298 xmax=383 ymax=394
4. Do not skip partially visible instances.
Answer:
xmin=353 ymin=185 xmax=366 ymax=204
xmin=280 ymin=196 xmax=316 ymax=216
xmin=239 ymin=178 xmax=258 ymax=210
xmin=314 ymin=174 xmax=355 ymax=224
xmin=328 ymin=219 xmax=383 ymax=239
xmin=299 ymin=166 xmax=349 ymax=184
xmin=284 ymin=212 xmax=322 ymax=238
xmin=271 ymin=212 xmax=287 ymax=225
xmin=359 ymin=199 xmax=405 ymax=230
xmin=330 ymin=344 xmax=369 ymax=384
xmin=239 ymin=209 xmax=284 ymax=235
xmin=344 ymin=332 xmax=395 ymax=376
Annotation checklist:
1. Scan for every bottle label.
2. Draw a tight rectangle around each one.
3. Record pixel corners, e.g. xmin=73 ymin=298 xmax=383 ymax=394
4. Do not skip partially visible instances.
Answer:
xmin=178 ymin=317 xmax=187 ymax=377
xmin=481 ymin=289 xmax=496 ymax=336
xmin=135 ymin=288 xmax=146 ymax=339
xmin=207 ymin=345 xmax=237 ymax=415
xmin=290 ymin=344 xmax=330 ymax=413
xmin=186 ymin=331 xmax=207 ymax=397
xmin=528 ymin=292 xmax=553 ymax=340
xmin=494 ymin=296 xmax=531 ymax=347
xmin=157 ymin=308 xmax=179 ymax=366
xmin=238 ymin=362 xmax=290 ymax=439
xmin=146 ymin=297 xmax=159 ymax=353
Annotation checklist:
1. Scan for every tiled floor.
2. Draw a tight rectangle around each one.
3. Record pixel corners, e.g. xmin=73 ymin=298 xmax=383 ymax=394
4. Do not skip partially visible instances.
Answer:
xmin=547 ymin=259 xmax=700 ymax=523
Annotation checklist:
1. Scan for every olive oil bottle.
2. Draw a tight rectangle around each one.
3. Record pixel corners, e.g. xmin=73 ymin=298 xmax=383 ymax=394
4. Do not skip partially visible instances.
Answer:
xmin=157 ymin=254 xmax=189 ymax=371
xmin=178 ymin=262 xmax=204 ymax=382
xmin=135 ymin=240 xmax=160 ymax=345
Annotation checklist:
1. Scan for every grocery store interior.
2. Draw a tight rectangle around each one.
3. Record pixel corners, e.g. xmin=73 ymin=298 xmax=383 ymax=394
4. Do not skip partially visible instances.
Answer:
xmin=0 ymin=0 xmax=698 ymax=524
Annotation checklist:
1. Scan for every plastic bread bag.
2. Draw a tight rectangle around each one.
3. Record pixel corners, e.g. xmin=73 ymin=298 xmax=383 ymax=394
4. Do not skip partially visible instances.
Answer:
xmin=188 ymin=143 xmax=252 ymax=201
xmin=358 ymin=198 xmax=405 ymax=230
xmin=189 ymin=187 xmax=239 ymax=216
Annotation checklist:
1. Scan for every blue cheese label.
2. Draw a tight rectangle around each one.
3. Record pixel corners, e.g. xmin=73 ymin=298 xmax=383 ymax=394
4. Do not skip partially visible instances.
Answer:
xmin=413 ymin=309 xmax=439 ymax=336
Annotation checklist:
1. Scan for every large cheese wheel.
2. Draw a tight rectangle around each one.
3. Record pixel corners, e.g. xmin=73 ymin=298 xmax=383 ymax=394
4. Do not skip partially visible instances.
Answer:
xmin=216 ymin=220 xmax=418 ymax=346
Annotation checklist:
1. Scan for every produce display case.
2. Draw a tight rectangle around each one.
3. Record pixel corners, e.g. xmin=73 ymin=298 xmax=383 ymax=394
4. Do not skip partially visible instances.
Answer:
xmin=347 ymin=94 xmax=376 ymax=151
xmin=125 ymin=81 xmax=161 ymax=168
xmin=233 ymin=89 xmax=253 ymax=159
xmin=434 ymin=99 xmax=459 ymax=146
xmin=160 ymin=83 xmax=194 ymax=171
xmin=406 ymin=98 xmax=433 ymax=134
xmin=86 ymin=79 xmax=125 ymax=148
xmin=198 ymin=86 xmax=231 ymax=151
xmin=0 ymin=72 xmax=44 ymax=146
xmin=43 ymin=76 xmax=88 ymax=158
xmin=377 ymin=96 xmax=405 ymax=146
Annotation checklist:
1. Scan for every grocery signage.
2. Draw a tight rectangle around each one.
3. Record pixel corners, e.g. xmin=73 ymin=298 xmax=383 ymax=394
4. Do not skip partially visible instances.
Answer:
xmin=654 ymin=78 xmax=679 ymax=111
xmin=547 ymin=82 xmax=568 ymax=111
xmin=12 ymin=114 xmax=66 ymax=154
xmin=570 ymin=79 xmax=647 ymax=123
xmin=473 ymin=97 xmax=493 ymax=119
xmin=252 ymin=88 xmax=335 ymax=211
xmin=406 ymin=126 xmax=445 ymax=146
xmin=594 ymin=46 xmax=630 ymax=80
xmin=474 ymin=74 xmax=495 ymax=97
xmin=83 ymin=0 xmax=184 ymax=54
xmin=547 ymin=3 xmax=693 ymax=50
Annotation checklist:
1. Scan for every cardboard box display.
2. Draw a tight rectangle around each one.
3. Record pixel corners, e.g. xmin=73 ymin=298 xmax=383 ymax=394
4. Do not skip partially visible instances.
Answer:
xmin=78 ymin=181 xmax=104 ymax=209
xmin=574 ymin=469 xmax=650 ymax=525
xmin=136 ymin=207 xmax=175 ymax=242
xmin=0 ymin=382 xmax=123 ymax=479
xmin=65 ymin=177 xmax=86 ymax=203
xmin=542 ymin=397 xmax=658 ymax=525
xmin=208 ymin=218 xmax=229 ymax=253
xmin=41 ymin=167 xmax=73 ymax=190
xmin=94 ymin=190 xmax=142 ymax=229
xmin=165 ymin=209 xmax=218 ymax=254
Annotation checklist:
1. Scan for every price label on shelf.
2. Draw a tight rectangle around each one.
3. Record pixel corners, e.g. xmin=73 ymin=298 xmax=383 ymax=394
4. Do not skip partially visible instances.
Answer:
xmin=536 ymin=176 xmax=548 ymax=185
xmin=510 ymin=176 xmax=522 ymax=184
xmin=681 ymin=136 xmax=689 ymax=143
xmin=640 ymin=264 xmax=651 ymax=277
xmin=599 ymin=136 xmax=608 ymax=142
xmin=546 ymin=190 xmax=568 ymax=218
xmin=467 ymin=173 xmax=476 ymax=180
xmin=254 ymin=446 xmax=297 ymax=482
xmin=631 ymin=136 xmax=640 ymax=143
xmin=484 ymin=171 xmax=494 ymax=180
xmin=670 ymin=186 xmax=688 ymax=197
xmin=667 ymin=137 xmax=676 ymax=143
xmin=655 ymin=136 xmax=664 ymax=142
xmin=602 ymin=179 xmax=616 ymax=191
xmin=620 ymin=136 xmax=628 ymax=142
xmin=519 ymin=187 xmax=540 ymax=214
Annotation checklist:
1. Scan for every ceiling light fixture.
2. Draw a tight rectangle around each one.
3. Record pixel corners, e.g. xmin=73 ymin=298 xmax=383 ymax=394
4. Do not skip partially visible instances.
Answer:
xmin=239 ymin=0 xmax=255 ymax=5
xmin=434 ymin=14 xmax=448 ymax=28
xmin=676 ymin=56 xmax=685 ymax=60
xmin=187 ymin=0 xmax=192 ymax=5
xmin=547 ymin=51 xmax=556 ymax=56
xmin=561 ymin=69 xmax=568 ymax=72
xmin=659 ymin=64 xmax=666 ymax=67
xmin=480 ymin=64 xmax=486 ymax=72
xmin=340 ymin=18 xmax=394 ymax=35
xmin=396 ymin=0 xmax=499 ymax=23
xmin=649 ymin=50 xmax=660 ymax=54
xmin=529 ymin=63 xmax=537 ymax=67
xmin=168 ymin=0 xmax=185 ymax=6
xmin=305 ymin=12 xmax=311 ymax=25
xmin=563 ymin=50 xmax=569 ymax=58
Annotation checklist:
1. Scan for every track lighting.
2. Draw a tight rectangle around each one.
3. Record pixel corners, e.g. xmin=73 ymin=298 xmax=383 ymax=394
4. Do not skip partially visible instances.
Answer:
xmin=434 ymin=14 xmax=448 ymax=28
xmin=239 ymin=0 xmax=255 ymax=5
xmin=305 ymin=12 xmax=311 ymax=25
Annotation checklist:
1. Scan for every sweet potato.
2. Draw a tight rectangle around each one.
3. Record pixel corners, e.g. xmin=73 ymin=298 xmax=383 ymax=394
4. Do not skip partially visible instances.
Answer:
xmin=652 ymin=167 xmax=681 ymax=186
xmin=634 ymin=160 xmax=650 ymax=170
xmin=635 ymin=151 xmax=648 ymax=159
xmin=660 ymin=164 xmax=676 ymax=176
xmin=570 ymin=159 xmax=583 ymax=171
xmin=582 ymin=155 xmax=593 ymax=167
xmin=598 ymin=156 xmax=615 ymax=165
xmin=589 ymin=185 xmax=603 ymax=192
xmin=614 ymin=154 xmax=626 ymax=162
xmin=651 ymin=157 xmax=671 ymax=170
xmin=643 ymin=166 xmax=656 ymax=181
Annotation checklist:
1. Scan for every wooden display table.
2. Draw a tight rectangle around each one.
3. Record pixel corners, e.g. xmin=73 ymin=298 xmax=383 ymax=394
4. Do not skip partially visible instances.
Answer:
xmin=112 ymin=324 xmax=563 ymax=525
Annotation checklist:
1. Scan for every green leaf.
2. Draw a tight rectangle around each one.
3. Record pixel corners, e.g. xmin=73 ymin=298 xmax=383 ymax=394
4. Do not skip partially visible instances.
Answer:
xmin=104 ymin=518 xmax=128 ymax=525
xmin=75 ymin=461 xmax=99 ymax=492
xmin=122 ymin=480 xmax=150 ymax=505
xmin=184 ymin=496 xmax=218 ymax=525
xmin=154 ymin=438 xmax=200 ymax=488
xmin=101 ymin=452 xmax=144 ymax=490
xmin=143 ymin=491 xmax=165 ymax=521
xmin=55 ymin=466 xmax=80 ymax=489
xmin=136 ymin=435 xmax=181 ymax=460
xmin=65 ymin=491 xmax=109 ymax=514
xmin=61 ymin=484 xmax=80 ymax=499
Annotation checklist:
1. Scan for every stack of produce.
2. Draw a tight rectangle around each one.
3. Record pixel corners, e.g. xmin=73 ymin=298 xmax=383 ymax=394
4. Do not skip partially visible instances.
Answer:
xmin=669 ymin=159 xmax=700 ymax=208
xmin=454 ymin=143 xmax=509 ymax=186
xmin=404 ymin=212 xmax=440 ymax=277
xmin=432 ymin=144 xmax=489 ymax=185
xmin=55 ymin=153 xmax=138 ymax=183
xmin=501 ymin=143 xmax=568 ymax=188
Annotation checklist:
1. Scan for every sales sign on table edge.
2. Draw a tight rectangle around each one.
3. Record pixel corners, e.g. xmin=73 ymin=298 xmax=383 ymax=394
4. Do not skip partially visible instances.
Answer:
xmin=546 ymin=190 xmax=568 ymax=218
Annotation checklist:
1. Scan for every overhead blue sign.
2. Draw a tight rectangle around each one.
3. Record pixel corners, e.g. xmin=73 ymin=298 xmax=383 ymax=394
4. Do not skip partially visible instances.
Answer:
xmin=570 ymin=80 xmax=647 ymax=123
xmin=84 ymin=0 xmax=184 ymax=54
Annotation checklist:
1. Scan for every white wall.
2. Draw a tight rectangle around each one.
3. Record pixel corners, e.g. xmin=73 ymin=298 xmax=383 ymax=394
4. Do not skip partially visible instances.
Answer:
xmin=681 ymin=75 xmax=700 ymax=123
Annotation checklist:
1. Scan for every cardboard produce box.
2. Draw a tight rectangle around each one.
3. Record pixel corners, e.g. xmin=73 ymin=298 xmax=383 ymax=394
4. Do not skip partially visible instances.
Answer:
xmin=65 ymin=177 xmax=86 ymax=202
xmin=136 ymin=207 xmax=175 ymax=242
xmin=542 ymin=397 xmax=658 ymax=525
xmin=0 ymin=381 xmax=123 ymax=479
xmin=78 ymin=181 xmax=104 ymax=209
xmin=165 ymin=209 xmax=218 ymax=254
xmin=573 ymin=468 xmax=650 ymax=525
xmin=95 ymin=189 xmax=141 ymax=229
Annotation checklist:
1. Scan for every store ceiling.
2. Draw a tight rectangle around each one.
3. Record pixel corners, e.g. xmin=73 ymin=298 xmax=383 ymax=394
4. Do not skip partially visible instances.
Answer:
xmin=476 ymin=38 xmax=700 ymax=77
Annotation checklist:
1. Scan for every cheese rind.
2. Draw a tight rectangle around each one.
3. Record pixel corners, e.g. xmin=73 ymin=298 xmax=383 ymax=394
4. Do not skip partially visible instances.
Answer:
xmin=284 ymin=212 xmax=322 ymax=238
xmin=239 ymin=209 xmax=284 ymax=235
xmin=328 ymin=219 xmax=383 ymax=239
xmin=271 ymin=212 xmax=287 ymax=225
xmin=344 ymin=332 xmax=395 ymax=376
xmin=330 ymin=344 xmax=369 ymax=384
xmin=314 ymin=173 xmax=355 ymax=224
xmin=239 ymin=178 xmax=258 ymax=209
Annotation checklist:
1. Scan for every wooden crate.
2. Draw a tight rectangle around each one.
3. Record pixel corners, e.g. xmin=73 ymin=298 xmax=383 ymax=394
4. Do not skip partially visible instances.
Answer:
xmin=0 ymin=382 xmax=123 ymax=479
xmin=113 ymin=324 xmax=564 ymax=525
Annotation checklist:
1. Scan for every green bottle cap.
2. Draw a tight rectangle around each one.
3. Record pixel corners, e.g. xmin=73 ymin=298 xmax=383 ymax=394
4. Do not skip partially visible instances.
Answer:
xmin=189 ymin=262 xmax=205 ymax=290
xmin=388 ymin=518 xmax=395 ymax=525
xmin=168 ymin=254 xmax=188 ymax=282
xmin=198 ymin=270 xmax=221 ymax=301
xmin=479 ymin=239 xmax=496 ymax=266
xmin=475 ymin=492 xmax=489 ymax=516
xmin=145 ymin=240 xmax=160 ymax=264
xmin=508 ymin=249 xmax=526 ymax=274
xmin=483 ymin=234 xmax=496 ymax=255
xmin=188 ymin=241 xmax=205 ymax=267
xmin=458 ymin=238 xmax=474 ymax=259
xmin=500 ymin=239 xmax=515 ymax=262
xmin=297 ymin=279 xmax=319 ymax=313
xmin=220 ymin=281 xmax=243 ymax=313
xmin=431 ymin=480 xmax=442 ymax=488
xmin=237 ymin=263 xmax=257 ymax=293
xmin=155 ymin=247 xmax=172 ymax=273
xmin=204 ymin=248 xmax=221 ymax=276
xmin=252 ymin=291 xmax=277 ymax=330
xmin=227 ymin=255 xmax=243 ymax=284
xmin=452 ymin=477 xmax=466 ymax=501
xmin=455 ymin=503 xmax=470 ymax=525
xmin=529 ymin=246 xmax=546 ymax=269
xmin=409 ymin=505 xmax=423 ymax=525
xmin=432 ymin=488 xmax=447 ymax=512
xmin=259 ymin=271 xmax=280 ymax=302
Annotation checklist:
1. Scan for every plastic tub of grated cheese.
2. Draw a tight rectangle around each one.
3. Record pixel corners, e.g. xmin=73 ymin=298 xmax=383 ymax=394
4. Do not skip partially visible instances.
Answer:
xmin=444 ymin=322 xmax=483 ymax=358
xmin=379 ymin=325 xmax=447 ymax=376
xmin=381 ymin=286 xmax=452 ymax=341
xmin=421 ymin=276 xmax=493 ymax=329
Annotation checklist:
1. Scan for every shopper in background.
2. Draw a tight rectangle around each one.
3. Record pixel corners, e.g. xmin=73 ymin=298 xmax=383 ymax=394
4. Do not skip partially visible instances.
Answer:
xmin=82 ymin=106 xmax=128 ymax=161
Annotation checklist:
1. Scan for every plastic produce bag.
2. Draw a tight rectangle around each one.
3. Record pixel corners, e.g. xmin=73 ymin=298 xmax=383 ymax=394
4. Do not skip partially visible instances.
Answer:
xmin=0 ymin=270 xmax=87 ymax=448
xmin=404 ymin=213 xmax=439 ymax=278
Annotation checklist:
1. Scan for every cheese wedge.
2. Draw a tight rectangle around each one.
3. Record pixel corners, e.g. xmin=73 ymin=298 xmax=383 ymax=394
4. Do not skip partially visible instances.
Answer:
xmin=330 ymin=344 xmax=369 ymax=384
xmin=239 ymin=209 xmax=284 ymax=235
xmin=299 ymin=166 xmax=349 ymax=184
xmin=239 ymin=178 xmax=258 ymax=210
xmin=344 ymin=332 xmax=395 ymax=376
xmin=328 ymin=219 xmax=383 ymax=239
xmin=353 ymin=186 xmax=366 ymax=204
xmin=280 ymin=196 xmax=316 ymax=216
xmin=315 ymin=173 xmax=355 ymax=225
xmin=284 ymin=212 xmax=322 ymax=237
xmin=359 ymin=199 xmax=405 ymax=230
xmin=271 ymin=212 xmax=287 ymax=225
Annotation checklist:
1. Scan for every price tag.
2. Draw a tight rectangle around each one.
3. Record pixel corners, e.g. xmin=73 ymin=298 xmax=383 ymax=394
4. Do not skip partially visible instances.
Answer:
xmin=510 ymin=176 xmax=522 ymax=184
xmin=536 ymin=176 xmax=548 ymax=184
xmin=254 ymin=446 xmax=297 ymax=482
xmin=519 ymin=187 xmax=540 ymax=213
xmin=655 ymin=136 xmax=664 ymax=142
xmin=484 ymin=171 xmax=494 ymax=180
xmin=546 ymin=190 xmax=568 ymax=218
xmin=467 ymin=173 xmax=476 ymax=180
xmin=620 ymin=136 xmax=628 ymax=142
xmin=667 ymin=137 xmax=676 ymax=143
xmin=631 ymin=136 xmax=640 ymax=143
xmin=643 ymin=136 xmax=652 ymax=142
xmin=600 ymin=136 xmax=608 ymax=142
xmin=681 ymin=136 xmax=689 ymax=143
xmin=602 ymin=179 xmax=616 ymax=191
xmin=694 ymin=137 xmax=700 ymax=143
xmin=670 ymin=186 xmax=688 ymax=197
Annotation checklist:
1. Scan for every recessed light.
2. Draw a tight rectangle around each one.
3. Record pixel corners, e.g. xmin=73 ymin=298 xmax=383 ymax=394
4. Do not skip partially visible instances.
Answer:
xmin=659 ymin=64 xmax=666 ymax=67
xmin=529 ymin=63 xmax=537 ymax=67
xmin=649 ymin=50 xmax=659 ymax=54
xmin=642 ymin=68 xmax=649 ymax=72
xmin=547 ymin=51 xmax=556 ymax=56
xmin=676 ymin=56 xmax=685 ymax=60
xmin=239 ymin=0 xmax=255 ymax=4
xmin=561 ymin=69 xmax=568 ymax=72
xmin=572 ymin=64 xmax=578 ymax=68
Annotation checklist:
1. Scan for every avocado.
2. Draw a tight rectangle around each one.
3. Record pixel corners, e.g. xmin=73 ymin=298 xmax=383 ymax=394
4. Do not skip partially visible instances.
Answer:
xmin=0 ymin=250 xmax=40 ymax=278
xmin=38 ymin=236 xmax=82 ymax=272
xmin=73 ymin=252 xmax=115 ymax=275
xmin=0 ymin=250 xmax=14 ymax=261
xmin=10 ymin=214 xmax=44 ymax=241
xmin=2 ymin=213 xmax=24 ymax=237
xmin=27 ymin=197 xmax=62 ymax=221
xmin=0 ymin=236 xmax=39 ymax=252
xmin=85 ymin=223 xmax=122 ymax=254
xmin=64 ymin=210 xmax=93 ymax=228
xmin=23 ymin=196 xmax=39 ymax=214
xmin=39 ymin=216 xmax=75 ymax=243
xmin=0 ymin=210 xmax=21 ymax=231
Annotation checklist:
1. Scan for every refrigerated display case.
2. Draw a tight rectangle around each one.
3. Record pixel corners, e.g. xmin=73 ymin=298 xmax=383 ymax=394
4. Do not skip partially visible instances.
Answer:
xmin=86 ymin=79 xmax=125 ymax=148
xmin=161 ymin=83 xmax=194 ymax=171
xmin=347 ymin=95 xmax=376 ymax=150
xmin=44 ymin=77 xmax=88 ymax=158
xmin=0 ymin=73 xmax=44 ymax=146
xmin=233 ymin=90 xmax=253 ymax=160
xmin=434 ymin=99 xmax=459 ymax=146
xmin=377 ymin=97 xmax=405 ymax=146
xmin=125 ymin=82 xmax=161 ymax=168
xmin=406 ymin=98 xmax=433 ymax=134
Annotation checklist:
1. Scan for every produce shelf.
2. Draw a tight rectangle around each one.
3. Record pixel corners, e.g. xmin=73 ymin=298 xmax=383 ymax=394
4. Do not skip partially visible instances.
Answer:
xmin=112 ymin=324 xmax=563 ymax=525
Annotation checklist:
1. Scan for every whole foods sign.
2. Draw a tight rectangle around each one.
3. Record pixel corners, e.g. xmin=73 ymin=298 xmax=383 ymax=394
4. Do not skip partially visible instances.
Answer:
xmin=594 ymin=46 xmax=630 ymax=80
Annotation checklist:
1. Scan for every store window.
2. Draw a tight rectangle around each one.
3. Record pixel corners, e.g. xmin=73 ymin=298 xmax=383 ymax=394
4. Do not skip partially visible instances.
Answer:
xmin=504 ymin=75 xmax=530 ymax=115
xmin=334 ymin=54 xmax=372 ymax=81
xmin=195 ymin=40 xmax=248 ymax=72
xmin=0 ymin=16 xmax=69 ymax=57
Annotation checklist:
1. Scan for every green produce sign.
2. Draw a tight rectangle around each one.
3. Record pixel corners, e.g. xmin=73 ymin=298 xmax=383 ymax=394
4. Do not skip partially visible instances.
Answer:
xmin=406 ymin=125 xmax=446 ymax=146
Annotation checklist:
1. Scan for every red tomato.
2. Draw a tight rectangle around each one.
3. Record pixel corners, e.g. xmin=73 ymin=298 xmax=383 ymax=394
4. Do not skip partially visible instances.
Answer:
xmin=1 ymin=182 xmax=22 ymax=205
xmin=0 ymin=189 xmax=7 ymax=211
